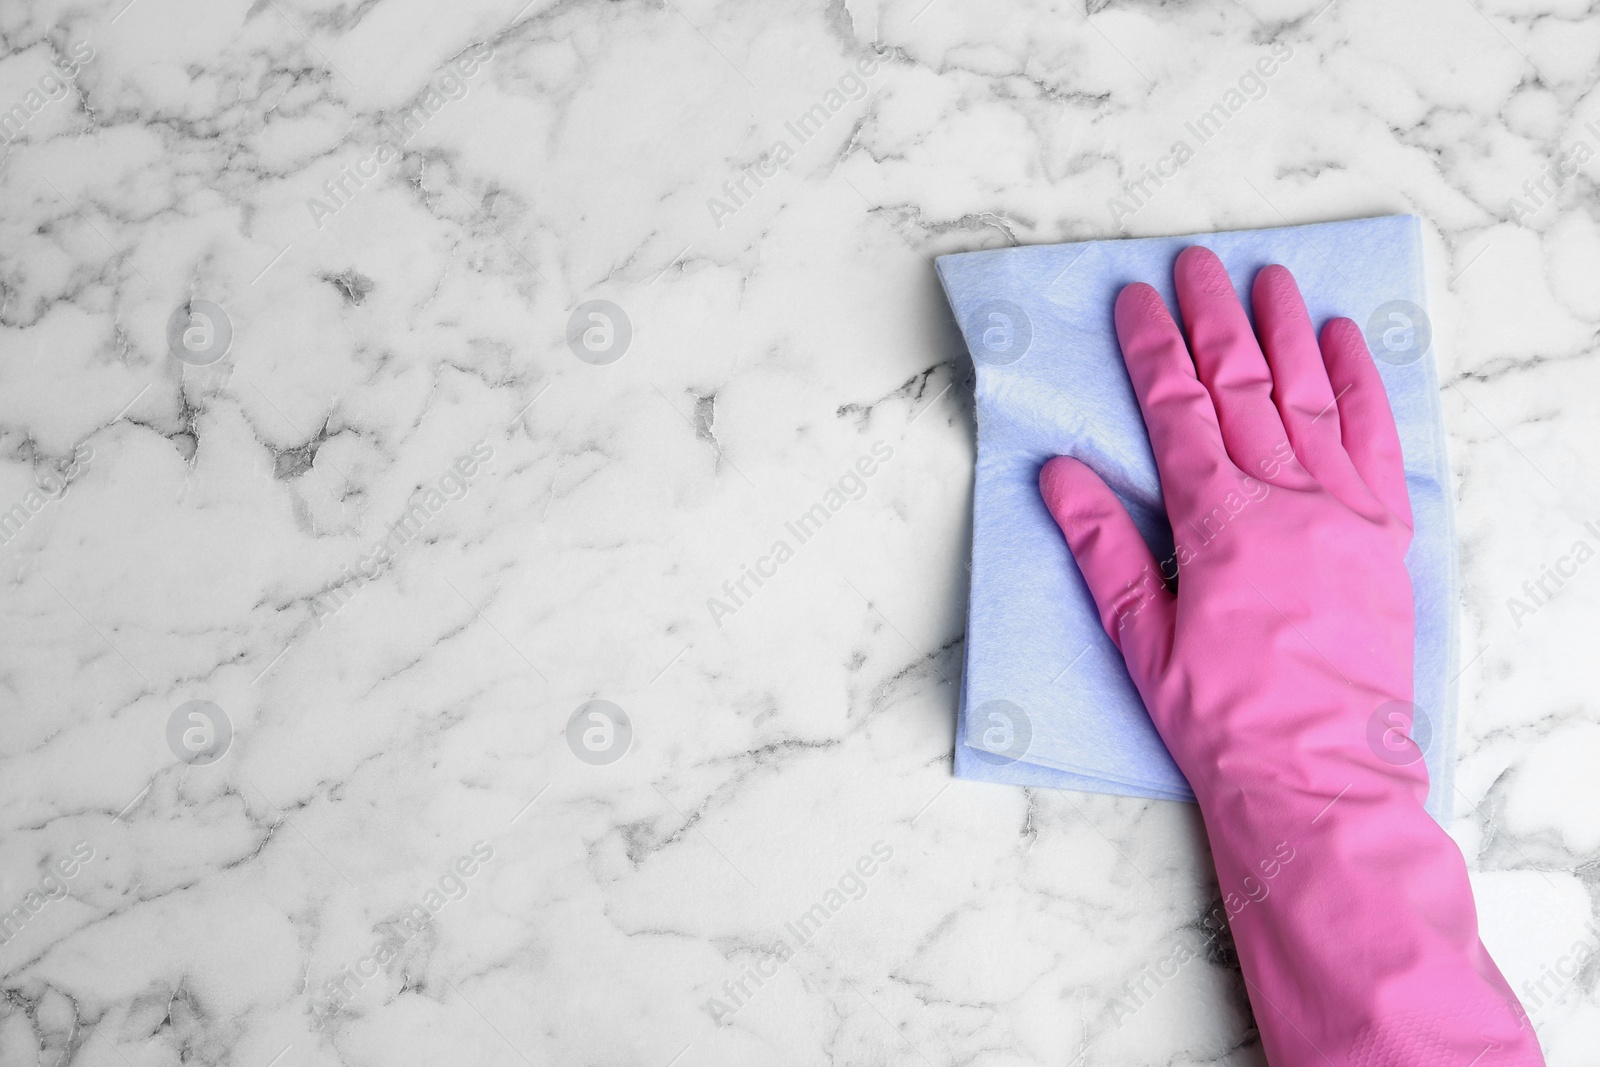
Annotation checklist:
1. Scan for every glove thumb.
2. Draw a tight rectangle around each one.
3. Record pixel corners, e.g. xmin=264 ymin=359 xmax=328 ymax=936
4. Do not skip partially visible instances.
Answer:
xmin=1038 ymin=456 xmax=1174 ymax=688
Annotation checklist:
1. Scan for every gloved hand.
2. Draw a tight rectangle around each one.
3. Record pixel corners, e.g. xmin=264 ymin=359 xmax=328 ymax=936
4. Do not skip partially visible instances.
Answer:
xmin=1039 ymin=247 xmax=1543 ymax=1064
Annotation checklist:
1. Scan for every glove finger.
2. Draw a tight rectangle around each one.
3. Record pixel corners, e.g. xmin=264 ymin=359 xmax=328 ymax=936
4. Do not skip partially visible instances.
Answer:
xmin=1039 ymin=456 xmax=1174 ymax=687
xmin=1173 ymin=247 xmax=1293 ymax=479
xmin=1252 ymin=265 xmax=1372 ymax=504
xmin=1114 ymin=282 xmax=1237 ymax=515
xmin=1320 ymin=317 xmax=1414 ymax=531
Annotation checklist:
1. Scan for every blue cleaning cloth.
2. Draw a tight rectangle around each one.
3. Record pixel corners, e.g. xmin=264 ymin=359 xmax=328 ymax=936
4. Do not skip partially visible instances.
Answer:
xmin=936 ymin=216 xmax=1457 ymax=824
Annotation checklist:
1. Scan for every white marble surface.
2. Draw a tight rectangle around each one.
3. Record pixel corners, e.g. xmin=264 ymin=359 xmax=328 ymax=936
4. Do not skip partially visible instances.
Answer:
xmin=0 ymin=0 xmax=1597 ymax=1063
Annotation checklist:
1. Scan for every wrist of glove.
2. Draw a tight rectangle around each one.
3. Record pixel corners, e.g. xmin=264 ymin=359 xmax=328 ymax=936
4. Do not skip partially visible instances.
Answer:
xmin=1038 ymin=247 xmax=1544 ymax=1065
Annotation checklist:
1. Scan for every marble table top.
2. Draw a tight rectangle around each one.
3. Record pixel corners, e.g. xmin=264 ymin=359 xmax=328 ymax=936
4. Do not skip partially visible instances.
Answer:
xmin=0 ymin=0 xmax=1596 ymax=1063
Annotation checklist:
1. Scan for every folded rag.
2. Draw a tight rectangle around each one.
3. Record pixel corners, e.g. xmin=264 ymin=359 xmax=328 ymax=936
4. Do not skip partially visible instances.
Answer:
xmin=936 ymin=215 xmax=1457 ymax=823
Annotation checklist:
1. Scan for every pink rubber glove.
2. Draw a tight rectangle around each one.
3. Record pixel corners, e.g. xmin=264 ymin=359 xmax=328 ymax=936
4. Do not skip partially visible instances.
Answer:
xmin=1040 ymin=247 xmax=1542 ymax=1064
